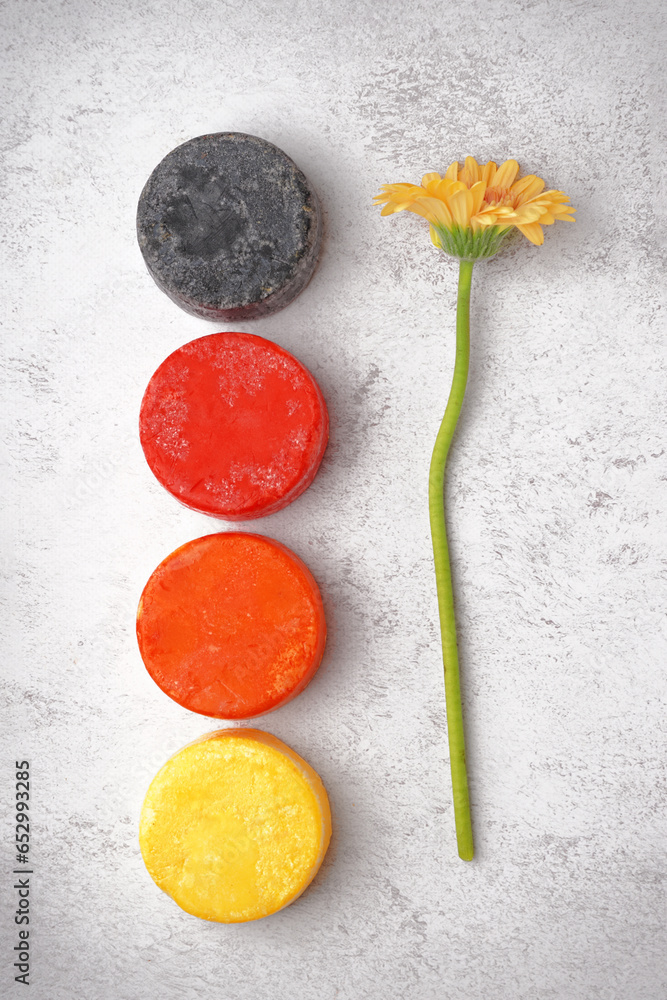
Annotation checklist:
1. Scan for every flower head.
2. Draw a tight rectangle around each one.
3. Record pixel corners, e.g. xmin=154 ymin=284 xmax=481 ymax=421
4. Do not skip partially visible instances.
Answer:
xmin=374 ymin=157 xmax=575 ymax=260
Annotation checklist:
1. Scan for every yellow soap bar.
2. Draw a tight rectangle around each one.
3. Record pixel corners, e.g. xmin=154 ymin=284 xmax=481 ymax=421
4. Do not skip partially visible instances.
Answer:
xmin=139 ymin=729 xmax=332 ymax=923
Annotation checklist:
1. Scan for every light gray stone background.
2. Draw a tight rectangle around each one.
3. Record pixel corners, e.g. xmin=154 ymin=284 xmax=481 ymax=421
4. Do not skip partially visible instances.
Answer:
xmin=1 ymin=1 xmax=665 ymax=997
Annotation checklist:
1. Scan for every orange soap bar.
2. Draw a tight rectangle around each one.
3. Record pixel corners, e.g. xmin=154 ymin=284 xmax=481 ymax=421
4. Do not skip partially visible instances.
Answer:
xmin=139 ymin=331 xmax=329 ymax=520
xmin=136 ymin=532 xmax=326 ymax=719
xmin=140 ymin=729 xmax=332 ymax=923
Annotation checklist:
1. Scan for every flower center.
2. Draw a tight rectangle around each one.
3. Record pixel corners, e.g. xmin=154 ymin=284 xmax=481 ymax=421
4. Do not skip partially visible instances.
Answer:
xmin=482 ymin=187 xmax=517 ymax=209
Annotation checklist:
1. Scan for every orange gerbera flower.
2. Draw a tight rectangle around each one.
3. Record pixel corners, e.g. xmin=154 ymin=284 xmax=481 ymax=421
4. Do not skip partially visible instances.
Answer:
xmin=374 ymin=156 xmax=575 ymax=259
xmin=372 ymin=152 xmax=575 ymax=862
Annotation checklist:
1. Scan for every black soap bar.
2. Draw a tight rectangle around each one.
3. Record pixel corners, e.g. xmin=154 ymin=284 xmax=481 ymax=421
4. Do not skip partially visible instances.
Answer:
xmin=136 ymin=133 xmax=323 ymax=321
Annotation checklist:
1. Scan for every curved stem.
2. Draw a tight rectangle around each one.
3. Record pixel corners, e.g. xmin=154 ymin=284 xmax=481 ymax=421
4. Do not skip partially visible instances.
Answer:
xmin=428 ymin=258 xmax=474 ymax=861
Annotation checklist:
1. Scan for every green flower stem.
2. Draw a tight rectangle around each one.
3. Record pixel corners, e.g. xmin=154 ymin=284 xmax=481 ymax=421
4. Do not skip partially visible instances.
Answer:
xmin=428 ymin=257 xmax=474 ymax=861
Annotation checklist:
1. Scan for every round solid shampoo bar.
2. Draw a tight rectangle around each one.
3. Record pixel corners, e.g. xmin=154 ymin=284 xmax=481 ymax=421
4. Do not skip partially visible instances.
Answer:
xmin=139 ymin=331 xmax=328 ymax=520
xmin=136 ymin=132 xmax=322 ymax=320
xmin=140 ymin=729 xmax=332 ymax=923
xmin=136 ymin=532 xmax=326 ymax=719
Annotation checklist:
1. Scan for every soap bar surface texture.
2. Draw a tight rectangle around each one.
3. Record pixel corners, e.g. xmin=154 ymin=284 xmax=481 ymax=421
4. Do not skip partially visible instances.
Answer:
xmin=140 ymin=729 xmax=332 ymax=923
xmin=139 ymin=331 xmax=328 ymax=520
xmin=136 ymin=132 xmax=322 ymax=320
xmin=136 ymin=532 xmax=326 ymax=719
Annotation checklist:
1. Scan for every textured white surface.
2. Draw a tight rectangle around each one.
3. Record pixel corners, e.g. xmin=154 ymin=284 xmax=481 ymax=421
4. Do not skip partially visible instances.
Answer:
xmin=1 ymin=1 xmax=666 ymax=997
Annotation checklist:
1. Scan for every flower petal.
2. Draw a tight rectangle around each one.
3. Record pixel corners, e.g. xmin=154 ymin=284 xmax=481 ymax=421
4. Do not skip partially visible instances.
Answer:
xmin=409 ymin=196 xmax=453 ymax=228
xmin=421 ymin=175 xmax=445 ymax=197
xmin=461 ymin=156 xmax=481 ymax=186
xmin=435 ymin=177 xmax=457 ymax=199
xmin=445 ymin=161 xmax=459 ymax=181
xmin=493 ymin=159 xmax=520 ymax=189
xmin=429 ymin=224 xmax=442 ymax=248
xmin=513 ymin=204 xmax=544 ymax=224
xmin=550 ymin=203 xmax=576 ymax=216
xmin=469 ymin=180 xmax=486 ymax=216
xmin=421 ymin=172 xmax=441 ymax=188
xmin=449 ymin=188 xmax=473 ymax=227
xmin=481 ymin=161 xmax=497 ymax=186
xmin=474 ymin=213 xmax=497 ymax=227
xmin=373 ymin=183 xmax=417 ymax=206
xmin=515 ymin=222 xmax=544 ymax=245
xmin=380 ymin=201 xmax=414 ymax=216
xmin=511 ymin=175 xmax=545 ymax=203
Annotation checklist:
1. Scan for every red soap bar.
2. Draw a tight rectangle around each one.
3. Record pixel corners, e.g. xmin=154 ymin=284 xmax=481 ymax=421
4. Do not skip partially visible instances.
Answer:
xmin=136 ymin=532 xmax=326 ymax=719
xmin=139 ymin=332 xmax=328 ymax=519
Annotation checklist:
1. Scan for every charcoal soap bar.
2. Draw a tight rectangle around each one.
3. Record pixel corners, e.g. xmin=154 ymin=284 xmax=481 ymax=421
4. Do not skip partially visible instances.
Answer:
xmin=136 ymin=133 xmax=323 ymax=320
